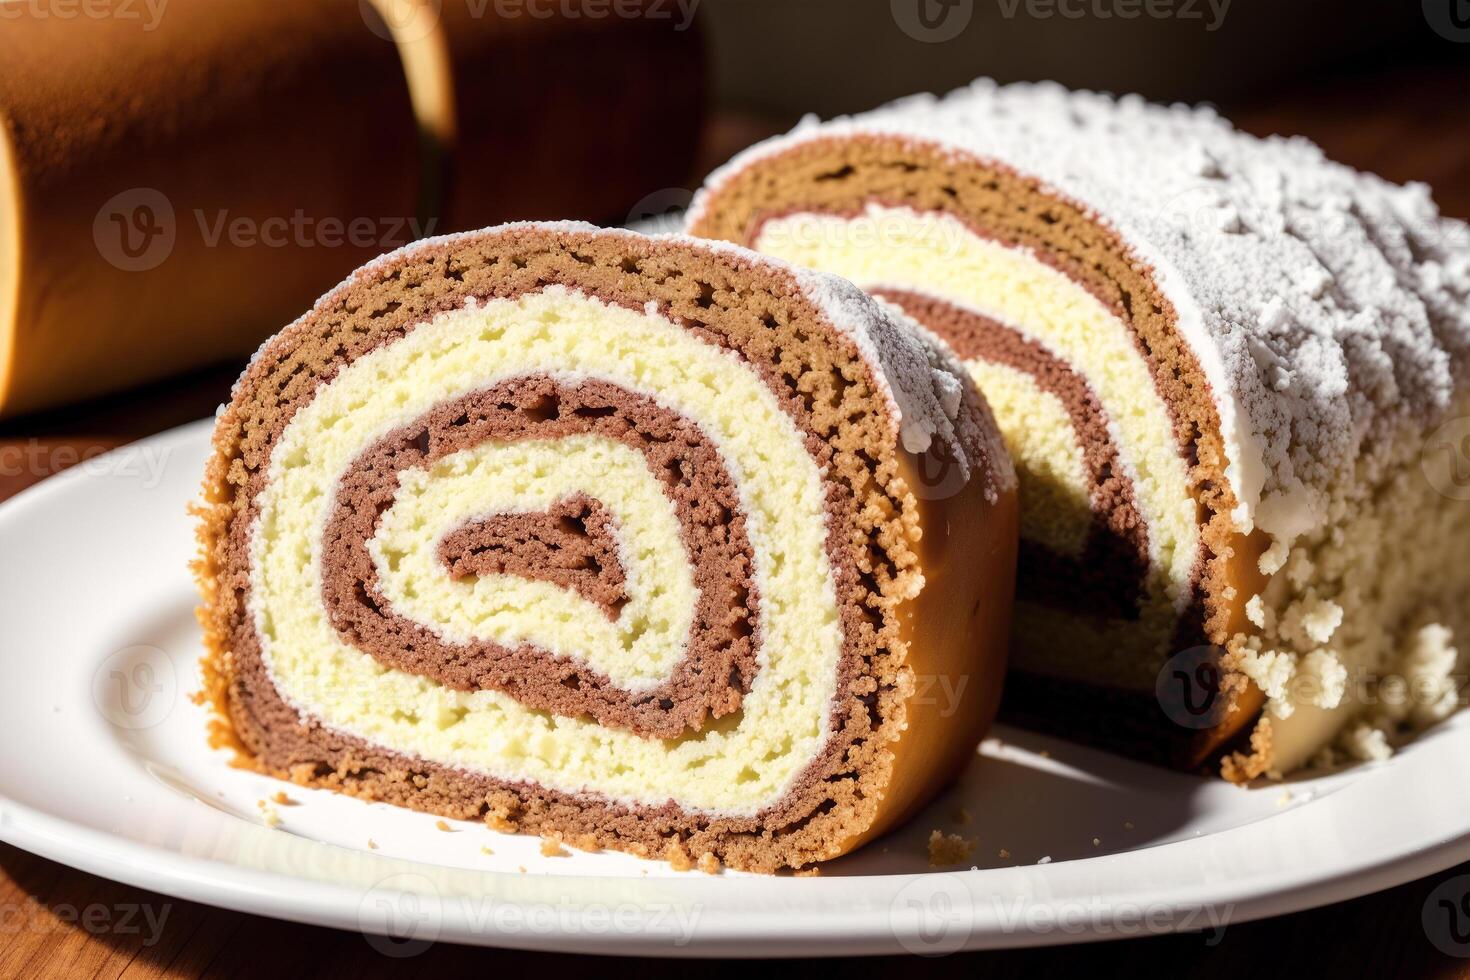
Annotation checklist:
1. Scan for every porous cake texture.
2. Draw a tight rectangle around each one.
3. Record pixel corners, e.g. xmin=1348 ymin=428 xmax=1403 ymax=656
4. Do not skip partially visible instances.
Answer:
xmin=194 ymin=222 xmax=1017 ymax=872
xmin=688 ymin=79 xmax=1470 ymax=777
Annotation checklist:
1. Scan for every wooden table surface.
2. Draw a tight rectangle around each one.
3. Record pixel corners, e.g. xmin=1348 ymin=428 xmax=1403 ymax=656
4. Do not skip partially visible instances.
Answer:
xmin=3 ymin=62 xmax=1470 ymax=978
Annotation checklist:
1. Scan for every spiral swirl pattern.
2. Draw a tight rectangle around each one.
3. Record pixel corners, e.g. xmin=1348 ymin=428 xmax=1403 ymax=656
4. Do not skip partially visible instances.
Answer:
xmin=197 ymin=224 xmax=1015 ymax=870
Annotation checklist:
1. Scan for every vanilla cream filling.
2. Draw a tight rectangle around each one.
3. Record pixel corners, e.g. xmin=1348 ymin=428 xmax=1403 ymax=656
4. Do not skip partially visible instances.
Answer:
xmin=965 ymin=359 xmax=1092 ymax=557
xmin=755 ymin=205 xmax=1198 ymax=616
xmin=371 ymin=435 xmax=696 ymax=690
xmin=251 ymin=286 xmax=843 ymax=815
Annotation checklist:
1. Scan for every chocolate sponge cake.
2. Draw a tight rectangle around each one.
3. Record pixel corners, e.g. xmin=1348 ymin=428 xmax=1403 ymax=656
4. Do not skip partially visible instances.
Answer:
xmin=688 ymin=80 xmax=1470 ymax=777
xmin=194 ymin=222 xmax=1017 ymax=872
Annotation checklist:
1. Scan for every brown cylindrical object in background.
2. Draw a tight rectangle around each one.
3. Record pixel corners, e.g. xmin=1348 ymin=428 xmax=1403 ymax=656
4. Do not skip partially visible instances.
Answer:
xmin=0 ymin=0 xmax=420 ymax=418
xmin=369 ymin=0 xmax=707 ymax=231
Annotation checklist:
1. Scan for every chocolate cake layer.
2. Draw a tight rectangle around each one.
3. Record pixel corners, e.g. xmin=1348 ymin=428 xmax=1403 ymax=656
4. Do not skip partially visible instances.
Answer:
xmin=321 ymin=377 xmax=759 ymax=739
xmin=438 ymin=496 xmax=627 ymax=615
xmin=873 ymin=287 xmax=1149 ymax=620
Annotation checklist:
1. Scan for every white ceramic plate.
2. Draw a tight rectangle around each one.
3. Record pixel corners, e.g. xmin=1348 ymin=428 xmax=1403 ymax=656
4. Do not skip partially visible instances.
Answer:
xmin=2 ymin=419 xmax=1469 ymax=957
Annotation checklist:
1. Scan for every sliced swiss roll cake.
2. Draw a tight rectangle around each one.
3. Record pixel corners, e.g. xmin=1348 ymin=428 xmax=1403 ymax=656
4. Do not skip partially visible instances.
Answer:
xmin=688 ymin=80 xmax=1470 ymax=778
xmin=194 ymin=222 xmax=1018 ymax=872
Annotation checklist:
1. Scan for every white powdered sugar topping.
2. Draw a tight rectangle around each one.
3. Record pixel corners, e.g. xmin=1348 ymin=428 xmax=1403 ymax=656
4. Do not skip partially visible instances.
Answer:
xmin=692 ymin=79 xmax=1470 ymax=540
xmin=790 ymin=265 xmax=984 ymax=484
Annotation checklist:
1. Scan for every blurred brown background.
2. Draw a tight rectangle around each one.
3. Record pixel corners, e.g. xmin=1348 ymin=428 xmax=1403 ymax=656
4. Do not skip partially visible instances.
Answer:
xmin=704 ymin=0 xmax=1432 ymax=116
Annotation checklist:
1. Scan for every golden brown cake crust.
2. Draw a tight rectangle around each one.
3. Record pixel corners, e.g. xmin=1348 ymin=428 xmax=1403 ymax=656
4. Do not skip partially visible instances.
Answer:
xmin=194 ymin=225 xmax=1017 ymax=871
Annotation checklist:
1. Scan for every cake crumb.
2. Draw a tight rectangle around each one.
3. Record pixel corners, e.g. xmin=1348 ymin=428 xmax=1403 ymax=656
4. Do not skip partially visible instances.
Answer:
xmin=482 ymin=808 xmax=517 ymax=833
xmin=696 ymin=852 xmax=722 ymax=875
xmin=271 ymin=791 xmax=297 ymax=806
xmin=1259 ymin=537 xmax=1289 ymax=576
xmin=367 ymin=838 xmax=378 ymax=850
xmin=1038 ymin=750 xmax=1051 ymax=759
xmin=480 ymin=845 xmax=495 ymax=856
xmin=255 ymin=800 xmax=281 ymax=827
xmin=435 ymin=820 xmax=453 ymax=833
xmin=1123 ymin=820 xmax=1135 ymax=830
xmin=1092 ymin=837 xmax=1101 ymax=847
xmin=794 ymin=867 xmax=822 ymax=878
xmin=927 ymin=830 xmax=977 ymax=867
xmin=998 ymin=848 xmax=1011 ymax=860
xmin=665 ymin=840 xmax=696 ymax=871
xmin=1037 ymin=855 xmax=1052 ymax=865
xmin=1342 ymin=723 xmax=1393 ymax=762
xmin=517 ymin=866 xmax=527 ymax=873
xmin=540 ymin=834 xmax=569 ymax=857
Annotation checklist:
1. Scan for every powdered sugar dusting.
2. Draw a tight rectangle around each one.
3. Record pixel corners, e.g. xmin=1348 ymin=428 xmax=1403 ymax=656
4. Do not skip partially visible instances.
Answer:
xmin=791 ymin=266 xmax=984 ymax=486
xmin=692 ymin=80 xmax=1470 ymax=540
